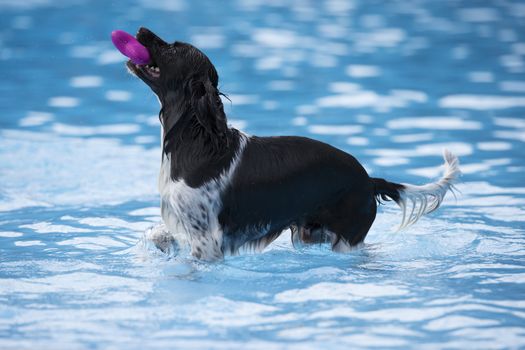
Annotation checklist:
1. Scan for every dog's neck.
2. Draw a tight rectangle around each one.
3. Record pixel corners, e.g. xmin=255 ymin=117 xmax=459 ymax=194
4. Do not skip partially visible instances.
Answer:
xmin=159 ymin=100 xmax=240 ymax=188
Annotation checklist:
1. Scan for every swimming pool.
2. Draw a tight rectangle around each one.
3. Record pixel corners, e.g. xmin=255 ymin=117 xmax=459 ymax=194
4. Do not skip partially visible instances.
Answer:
xmin=1 ymin=0 xmax=525 ymax=348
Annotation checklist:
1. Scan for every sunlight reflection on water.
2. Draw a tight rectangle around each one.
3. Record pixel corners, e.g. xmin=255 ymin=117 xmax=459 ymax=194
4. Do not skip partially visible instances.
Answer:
xmin=1 ymin=0 xmax=525 ymax=349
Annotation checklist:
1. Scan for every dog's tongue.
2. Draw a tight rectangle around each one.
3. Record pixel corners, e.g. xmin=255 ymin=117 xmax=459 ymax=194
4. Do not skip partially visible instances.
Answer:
xmin=111 ymin=30 xmax=150 ymax=65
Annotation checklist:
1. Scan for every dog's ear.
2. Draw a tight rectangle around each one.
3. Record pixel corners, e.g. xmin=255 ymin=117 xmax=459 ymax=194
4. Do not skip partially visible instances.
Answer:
xmin=189 ymin=77 xmax=228 ymax=141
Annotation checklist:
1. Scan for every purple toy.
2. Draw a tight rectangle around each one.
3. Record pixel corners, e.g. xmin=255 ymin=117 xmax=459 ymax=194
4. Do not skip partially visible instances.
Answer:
xmin=111 ymin=30 xmax=151 ymax=65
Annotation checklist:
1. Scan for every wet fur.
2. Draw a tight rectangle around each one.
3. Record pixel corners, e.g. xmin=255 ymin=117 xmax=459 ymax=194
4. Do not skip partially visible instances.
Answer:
xmin=127 ymin=28 xmax=460 ymax=261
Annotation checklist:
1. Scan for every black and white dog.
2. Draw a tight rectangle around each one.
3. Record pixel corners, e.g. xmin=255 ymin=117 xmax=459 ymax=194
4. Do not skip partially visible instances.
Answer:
xmin=126 ymin=28 xmax=460 ymax=261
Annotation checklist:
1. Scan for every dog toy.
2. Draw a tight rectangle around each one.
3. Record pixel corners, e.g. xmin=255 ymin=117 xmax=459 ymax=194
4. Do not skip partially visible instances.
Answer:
xmin=111 ymin=30 xmax=150 ymax=65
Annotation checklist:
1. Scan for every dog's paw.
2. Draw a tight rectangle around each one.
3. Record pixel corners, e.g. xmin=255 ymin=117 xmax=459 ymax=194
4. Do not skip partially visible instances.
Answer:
xmin=142 ymin=223 xmax=180 ymax=256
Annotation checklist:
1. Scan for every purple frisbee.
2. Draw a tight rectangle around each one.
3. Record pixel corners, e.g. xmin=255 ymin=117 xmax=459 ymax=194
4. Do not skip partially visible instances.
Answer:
xmin=111 ymin=30 xmax=150 ymax=65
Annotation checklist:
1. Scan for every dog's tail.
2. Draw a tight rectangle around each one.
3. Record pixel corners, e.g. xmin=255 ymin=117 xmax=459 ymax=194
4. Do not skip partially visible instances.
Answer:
xmin=372 ymin=149 xmax=460 ymax=230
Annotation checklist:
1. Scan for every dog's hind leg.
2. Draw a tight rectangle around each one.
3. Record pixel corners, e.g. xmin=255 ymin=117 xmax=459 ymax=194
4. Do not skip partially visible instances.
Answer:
xmin=290 ymin=223 xmax=331 ymax=248
xmin=321 ymin=191 xmax=378 ymax=252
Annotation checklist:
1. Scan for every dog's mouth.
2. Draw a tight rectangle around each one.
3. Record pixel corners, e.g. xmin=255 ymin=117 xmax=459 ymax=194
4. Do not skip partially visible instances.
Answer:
xmin=126 ymin=33 xmax=161 ymax=80
xmin=127 ymin=59 xmax=161 ymax=81
xmin=137 ymin=61 xmax=160 ymax=78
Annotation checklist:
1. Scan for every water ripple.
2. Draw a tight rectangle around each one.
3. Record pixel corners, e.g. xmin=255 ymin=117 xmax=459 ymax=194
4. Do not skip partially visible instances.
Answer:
xmin=1 ymin=0 xmax=525 ymax=349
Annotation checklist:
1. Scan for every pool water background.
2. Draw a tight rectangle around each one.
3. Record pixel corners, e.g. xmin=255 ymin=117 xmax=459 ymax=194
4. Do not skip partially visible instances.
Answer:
xmin=1 ymin=0 xmax=525 ymax=349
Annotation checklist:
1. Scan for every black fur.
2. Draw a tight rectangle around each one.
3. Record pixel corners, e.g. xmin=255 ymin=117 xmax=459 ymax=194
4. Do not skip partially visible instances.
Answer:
xmin=219 ymin=136 xmax=377 ymax=251
xmin=128 ymin=28 xmax=407 ymax=255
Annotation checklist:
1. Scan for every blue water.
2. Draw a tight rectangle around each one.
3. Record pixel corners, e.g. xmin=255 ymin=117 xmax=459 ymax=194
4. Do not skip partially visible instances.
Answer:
xmin=1 ymin=0 xmax=525 ymax=349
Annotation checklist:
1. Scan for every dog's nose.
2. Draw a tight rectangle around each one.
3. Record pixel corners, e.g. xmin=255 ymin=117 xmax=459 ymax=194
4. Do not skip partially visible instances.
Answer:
xmin=136 ymin=27 xmax=153 ymax=42
xmin=137 ymin=27 xmax=151 ymax=37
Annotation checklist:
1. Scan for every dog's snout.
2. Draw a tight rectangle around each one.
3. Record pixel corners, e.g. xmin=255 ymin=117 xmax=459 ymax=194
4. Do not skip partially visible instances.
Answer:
xmin=136 ymin=27 xmax=154 ymax=45
xmin=136 ymin=27 xmax=168 ymax=48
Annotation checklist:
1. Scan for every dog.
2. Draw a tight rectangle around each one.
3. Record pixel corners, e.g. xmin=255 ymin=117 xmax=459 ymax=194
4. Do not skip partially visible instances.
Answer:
xmin=125 ymin=27 xmax=460 ymax=261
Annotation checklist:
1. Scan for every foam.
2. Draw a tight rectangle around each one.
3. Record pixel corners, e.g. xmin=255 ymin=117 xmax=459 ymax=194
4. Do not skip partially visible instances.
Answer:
xmin=346 ymin=65 xmax=381 ymax=78
xmin=105 ymin=90 xmax=132 ymax=102
xmin=317 ymin=89 xmax=427 ymax=111
xmin=274 ymin=282 xmax=407 ymax=303
xmin=439 ymin=94 xmax=525 ymax=110
xmin=51 ymin=123 xmax=140 ymax=136
xmin=19 ymin=111 xmax=54 ymax=127
xmin=387 ymin=117 xmax=482 ymax=130
xmin=252 ymin=28 xmax=298 ymax=48
xmin=70 ymin=75 xmax=103 ymax=88
xmin=308 ymin=124 xmax=363 ymax=135
xmin=48 ymin=96 xmax=80 ymax=108
xmin=477 ymin=142 xmax=512 ymax=151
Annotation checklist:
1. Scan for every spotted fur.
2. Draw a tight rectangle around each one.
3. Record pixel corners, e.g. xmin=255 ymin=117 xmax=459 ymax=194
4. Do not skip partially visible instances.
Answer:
xmin=159 ymin=134 xmax=247 ymax=260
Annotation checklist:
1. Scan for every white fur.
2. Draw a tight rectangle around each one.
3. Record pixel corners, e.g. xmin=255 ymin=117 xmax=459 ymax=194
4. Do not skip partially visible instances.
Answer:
xmin=331 ymin=234 xmax=362 ymax=253
xmin=158 ymin=134 xmax=247 ymax=261
xmin=397 ymin=149 xmax=461 ymax=230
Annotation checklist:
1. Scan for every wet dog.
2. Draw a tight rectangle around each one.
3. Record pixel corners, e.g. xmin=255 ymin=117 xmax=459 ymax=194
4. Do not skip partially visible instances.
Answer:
xmin=126 ymin=27 xmax=460 ymax=261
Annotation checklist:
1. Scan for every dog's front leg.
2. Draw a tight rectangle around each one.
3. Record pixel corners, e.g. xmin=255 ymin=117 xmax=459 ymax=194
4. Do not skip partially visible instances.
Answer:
xmin=187 ymin=228 xmax=224 ymax=261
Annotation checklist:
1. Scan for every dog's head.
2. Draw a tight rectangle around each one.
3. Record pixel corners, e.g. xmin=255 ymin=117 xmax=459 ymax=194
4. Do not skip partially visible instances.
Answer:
xmin=127 ymin=27 xmax=226 ymax=140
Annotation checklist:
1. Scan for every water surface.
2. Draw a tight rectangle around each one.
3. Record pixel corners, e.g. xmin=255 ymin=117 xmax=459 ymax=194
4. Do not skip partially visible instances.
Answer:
xmin=1 ymin=1 xmax=525 ymax=349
